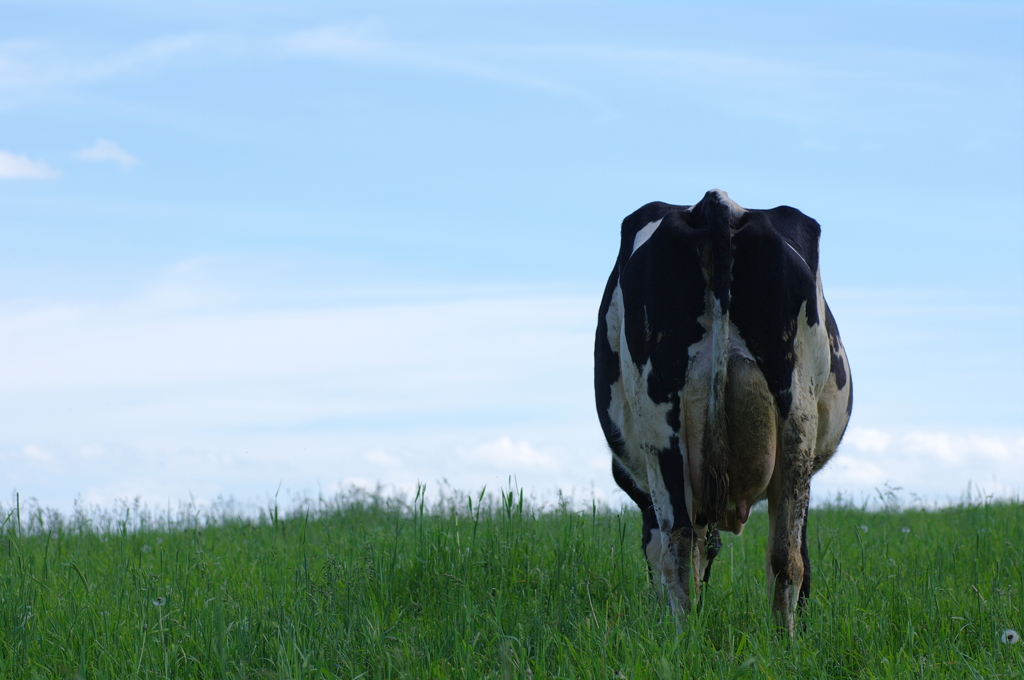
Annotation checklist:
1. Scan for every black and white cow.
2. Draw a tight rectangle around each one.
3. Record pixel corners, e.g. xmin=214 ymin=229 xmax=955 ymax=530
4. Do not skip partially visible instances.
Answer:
xmin=594 ymin=190 xmax=852 ymax=635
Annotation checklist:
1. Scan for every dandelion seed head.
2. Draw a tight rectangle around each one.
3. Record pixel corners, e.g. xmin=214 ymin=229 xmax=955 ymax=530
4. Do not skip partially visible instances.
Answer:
xmin=901 ymin=527 xmax=910 ymax=533
xmin=141 ymin=544 xmax=152 ymax=554
xmin=858 ymin=525 xmax=869 ymax=533
xmin=1002 ymin=629 xmax=1019 ymax=644
xmin=152 ymin=597 xmax=165 ymax=607
xmin=156 ymin=537 xmax=163 ymax=545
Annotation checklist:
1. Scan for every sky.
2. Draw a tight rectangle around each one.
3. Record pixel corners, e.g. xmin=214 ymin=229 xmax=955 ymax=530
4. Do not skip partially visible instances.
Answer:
xmin=1 ymin=1 xmax=1022 ymax=516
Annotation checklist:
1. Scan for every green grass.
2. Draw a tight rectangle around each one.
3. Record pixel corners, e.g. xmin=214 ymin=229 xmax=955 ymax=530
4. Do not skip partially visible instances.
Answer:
xmin=0 ymin=487 xmax=1021 ymax=679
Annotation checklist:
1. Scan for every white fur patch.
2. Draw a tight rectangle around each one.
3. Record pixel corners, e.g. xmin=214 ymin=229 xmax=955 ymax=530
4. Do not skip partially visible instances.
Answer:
xmin=604 ymin=282 xmax=678 ymax=530
xmin=624 ymin=353 xmax=676 ymax=533
xmin=792 ymin=299 xmax=831 ymax=397
xmin=617 ymin=356 xmax=674 ymax=454
xmin=631 ymin=219 xmax=663 ymax=255
xmin=608 ymin=286 xmax=673 ymax=458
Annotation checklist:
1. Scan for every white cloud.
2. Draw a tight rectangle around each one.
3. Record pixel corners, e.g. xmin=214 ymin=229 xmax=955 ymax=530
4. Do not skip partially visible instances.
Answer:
xmin=822 ymin=453 xmax=887 ymax=485
xmin=78 ymin=139 xmax=138 ymax=168
xmin=79 ymin=445 xmax=104 ymax=458
xmin=0 ymin=287 xmax=606 ymax=513
xmin=464 ymin=436 xmax=559 ymax=471
xmin=903 ymin=431 xmax=1012 ymax=465
xmin=0 ymin=150 xmax=60 ymax=179
xmin=23 ymin=445 xmax=51 ymax=462
xmin=903 ymin=431 xmax=963 ymax=464
xmin=0 ymin=286 xmax=596 ymax=405
xmin=0 ymin=281 xmax=1019 ymax=513
xmin=364 ymin=450 xmax=400 ymax=468
xmin=843 ymin=427 xmax=891 ymax=453
xmin=817 ymin=426 xmax=1023 ymax=505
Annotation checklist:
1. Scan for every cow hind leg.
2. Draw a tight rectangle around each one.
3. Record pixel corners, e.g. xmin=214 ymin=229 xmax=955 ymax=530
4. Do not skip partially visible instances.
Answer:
xmin=765 ymin=418 xmax=815 ymax=637
xmin=643 ymin=509 xmax=665 ymax=593
xmin=643 ymin=447 xmax=699 ymax=616
xmin=799 ymin=512 xmax=811 ymax=605
xmin=766 ymin=490 xmax=809 ymax=637
xmin=662 ymin=522 xmax=698 ymax=613
xmin=612 ymin=460 xmax=663 ymax=582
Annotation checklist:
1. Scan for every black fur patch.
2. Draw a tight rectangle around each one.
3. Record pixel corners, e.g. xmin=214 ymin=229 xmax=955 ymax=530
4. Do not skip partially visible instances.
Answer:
xmin=729 ymin=213 xmax=820 ymax=419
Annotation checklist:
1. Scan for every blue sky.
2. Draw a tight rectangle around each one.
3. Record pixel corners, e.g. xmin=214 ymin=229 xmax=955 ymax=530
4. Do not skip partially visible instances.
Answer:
xmin=1 ymin=1 xmax=1022 ymax=513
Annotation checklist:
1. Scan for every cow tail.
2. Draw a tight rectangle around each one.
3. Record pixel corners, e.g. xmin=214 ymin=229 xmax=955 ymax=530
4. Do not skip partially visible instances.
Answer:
xmin=699 ymin=190 xmax=732 ymax=528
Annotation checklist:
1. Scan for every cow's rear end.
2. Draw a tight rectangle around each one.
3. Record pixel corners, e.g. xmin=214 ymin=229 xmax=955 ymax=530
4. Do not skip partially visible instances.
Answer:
xmin=594 ymin=190 xmax=852 ymax=635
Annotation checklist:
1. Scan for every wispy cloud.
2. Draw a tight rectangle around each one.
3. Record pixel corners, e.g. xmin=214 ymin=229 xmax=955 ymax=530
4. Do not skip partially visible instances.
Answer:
xmin=0 ymin=33 xmax=228 ymax=109
xmin=274 ymin=22 xmax=385 ymax=58
xmin=2 ymin=18 xmax=1016 ymax=143
xmin=78 ymin=138 xmax=139 ymax=168
xmin=0 ymin=150 xmax=60 ymax=179
xmin=275 ymin=25 xmax=589 ymax=100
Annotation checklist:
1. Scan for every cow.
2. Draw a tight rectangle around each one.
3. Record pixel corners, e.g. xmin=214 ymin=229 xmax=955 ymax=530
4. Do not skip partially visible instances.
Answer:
xmin=594 ymin=189 xmax=852 ymax=635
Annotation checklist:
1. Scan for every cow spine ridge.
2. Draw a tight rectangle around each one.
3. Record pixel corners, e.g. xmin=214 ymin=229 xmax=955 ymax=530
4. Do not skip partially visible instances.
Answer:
xmin=699 ymin=190 xmax=732 ymax=527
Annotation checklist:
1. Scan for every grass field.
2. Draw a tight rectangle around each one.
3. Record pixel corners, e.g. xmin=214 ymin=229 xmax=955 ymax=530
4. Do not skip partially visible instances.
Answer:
xmin=0 ymin=487 xmax=1021 ymax=679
